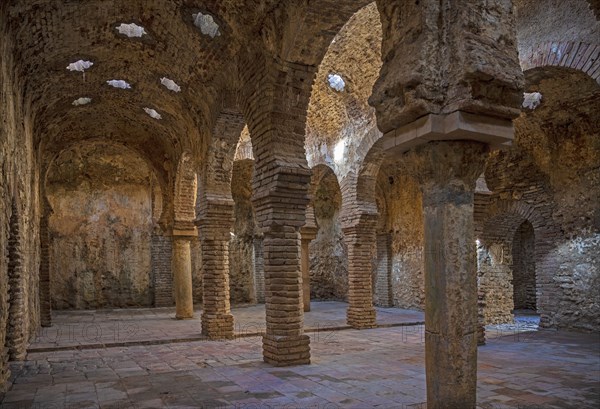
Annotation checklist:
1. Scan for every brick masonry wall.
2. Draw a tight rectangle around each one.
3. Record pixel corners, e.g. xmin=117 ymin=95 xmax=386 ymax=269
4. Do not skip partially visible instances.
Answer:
xmin=152 ymin=233 xmax=174 ymax=307
xmin=1 ymin=4 xmax=41 ymax=388
xmin=512 ymin=221 xmax=537 ymax=310
xmin=477 ymin=77 xmax=600 ymax=330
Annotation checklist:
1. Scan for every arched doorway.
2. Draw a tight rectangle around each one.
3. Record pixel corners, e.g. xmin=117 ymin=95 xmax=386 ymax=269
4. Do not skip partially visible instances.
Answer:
xmin=512 ymin=220 xmax=537 ymax=312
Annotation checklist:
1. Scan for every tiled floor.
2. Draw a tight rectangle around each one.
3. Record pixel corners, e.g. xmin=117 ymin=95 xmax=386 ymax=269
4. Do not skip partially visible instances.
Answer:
xmin=28 ymin=302 xmax=425 ymax=351
xmin=1 ymin=303 xmax=598 ymax=408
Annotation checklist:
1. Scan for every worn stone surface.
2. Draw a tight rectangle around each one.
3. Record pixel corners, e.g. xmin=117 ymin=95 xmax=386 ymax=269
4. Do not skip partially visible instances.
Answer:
xmin=1 ymin=0 xmax=599 ymax=402
xmin=377 ymin=164 xmax=425 ymax=310
xmin=309 ymin=166 xmax=348 ymax=301
xmin=406 ymin=141 xmax=489 ymax=409
xmin=478 ymin=70 xmax=600 ymax=331
xmin=46 ymin=143 xmax=159 ymax=309
xmin=229 ymin=159 xmax=257 ymax=304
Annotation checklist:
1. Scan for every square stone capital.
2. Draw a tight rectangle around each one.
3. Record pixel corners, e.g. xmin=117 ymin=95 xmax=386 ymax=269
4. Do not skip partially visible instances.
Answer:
xmin=381 ymin=111 xmax=514 ymax=155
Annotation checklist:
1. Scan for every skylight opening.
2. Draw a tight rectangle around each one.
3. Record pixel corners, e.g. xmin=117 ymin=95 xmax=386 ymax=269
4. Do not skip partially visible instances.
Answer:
xmin=72 ymin=97 xmax=92 ymax=106
xmin=144 ymin=107 xmax=162 ymax=120
xmin=116 ymin=23 xmax=147 ymax=38
xmin=522 ymin=92 xmax=542 ymax=110
xmin=192 ymin=12 xmax=221 ymax=38
xmin=334 ymin=139 xmax=346 ymax=163
xmin=160 ymin=77 xmax=181 ymax=93
xmin=107 ymin=80 xmax=131 ymax=89
xmin=328 ymin=74 xmax=345 ymax=92
xmin=67 ymin=60 xmax=94 ymax=72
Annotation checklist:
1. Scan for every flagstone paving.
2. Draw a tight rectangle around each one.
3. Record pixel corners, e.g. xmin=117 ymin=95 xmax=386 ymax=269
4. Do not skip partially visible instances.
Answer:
xmin=1 ymin=319 xmax=598 ymax=408
xmin=28 ymin=302 xmax=424 ymax=351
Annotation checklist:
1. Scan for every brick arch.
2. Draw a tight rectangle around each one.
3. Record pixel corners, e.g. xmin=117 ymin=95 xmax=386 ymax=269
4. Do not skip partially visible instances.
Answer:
xmin=261 ymin=0 xmax=373 ymax=67
xmin=199 ymin=105 xmax=246 ymax=204
xmin=520 ymin=41 xmax=600 ymax=84
xmin=375 ymin=174 xmax=389 ymax=233
xmin=477 ymin=199 xmax=560 ymax=328
xmin=308 ymin=164 xmax=338 ymax=199
xmin=340 ymin=129 xmax=385 ymax=226
xmin=174 ymin=152 xmax=197 ymax=229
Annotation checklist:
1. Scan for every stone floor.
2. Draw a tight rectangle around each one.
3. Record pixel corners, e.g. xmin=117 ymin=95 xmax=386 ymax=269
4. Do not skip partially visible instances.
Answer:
xmin=1 ymin=303 xmax=598 ymax=408
xmin=28 ymin=302 xmax=425 ymax=351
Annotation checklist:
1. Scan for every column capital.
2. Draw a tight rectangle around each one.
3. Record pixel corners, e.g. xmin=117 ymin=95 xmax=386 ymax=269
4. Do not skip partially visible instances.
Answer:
xmin=404 ymin=140 xmax=489 ymax=198
xmin=172 ymin=226 xmax=198 ymax=239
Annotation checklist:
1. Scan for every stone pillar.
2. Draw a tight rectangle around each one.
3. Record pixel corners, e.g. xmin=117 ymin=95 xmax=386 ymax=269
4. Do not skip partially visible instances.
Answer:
xmin=375 ymin=233 xmax=393 ymax=307
xmin=198 ymin=200 xmax=235 ymax=339
xmin=343 ymin=215 xmax=377 ymax=329
xmin=407 ymin=141 xmax=488 ymax=409
xmin=172 ymin=227 xmax=196 ymax=319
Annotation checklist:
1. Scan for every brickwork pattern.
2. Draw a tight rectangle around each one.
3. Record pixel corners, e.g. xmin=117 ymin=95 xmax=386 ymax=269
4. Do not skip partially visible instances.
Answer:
xmin=512 ymin=221 xmax=537 ymax=310
xmin=239 ymin=53 xmax=316 ymax=365
xmin=39 ymin=204 xmax=51 ymax=327
xmin=6 ymin=201 xmax=26 ymax=360
xmin=151 ymin=232 xmax=174 ymax=307
xmin=475 ymin=194 xmax=562 ymax=329
xmin=198 ymin=201 xmax=235 ymax=339
xmin=520 ymin=41 xmax=600 ymax=84
xmin=374 ymin=233 xmax=393 ymax=307
xmin=253 ymin=238 xmax=265 ymax=304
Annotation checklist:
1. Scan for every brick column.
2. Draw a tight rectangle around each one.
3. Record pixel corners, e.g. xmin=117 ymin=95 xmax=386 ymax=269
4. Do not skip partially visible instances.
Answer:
xmin=342 ymin=215 xmax=377 ymax=329
xmin=375 ymin=233 xmax=393 ymax=307
xmin=6 ymin=201 xmax=26 ymax=360
xmin=39 ymin=200 xmax=52 ymax=327
xmin=198 ymin=200 xmax=235 ymax=339
xmin=253 ymin=236 xmax=265 ymax=303
xmin=172 ymin=226 xmax=196 ymax=319
xmin=257 ymin=169 xmax=312 ymax=366
xmin=300 ymin=205 xmax=318 ymax=312
xmin=239 ymin=53 xmax=315 ymax=366
xmin=407 ymin=141 xmax=488 ymax=409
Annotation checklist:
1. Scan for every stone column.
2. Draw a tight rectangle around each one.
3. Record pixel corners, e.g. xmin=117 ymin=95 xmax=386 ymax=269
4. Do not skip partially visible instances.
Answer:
xmin=407 ymin=141 xmax=488 ymax=409
xmin=172 ymin=227 xmax=196 ymax=319
xmin=375 ymin=233 xmax=393 ymax=307
xmin=198 ymin=200 xmax=235 ymax=339
xmin=343 ymin=215 xmax=377 ymax=329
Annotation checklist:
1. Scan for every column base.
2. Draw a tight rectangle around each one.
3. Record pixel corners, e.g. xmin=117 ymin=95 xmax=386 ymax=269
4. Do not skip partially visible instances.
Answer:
xmin=201 ymin=313 xmax=234 ymax=339
xmin=175 ymin=312 xmax=194 ymax=320
xmin=347 ymin=306 xmax=377 ymax=329
xmin=263 ymin=334 xmax=311 ymax=366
